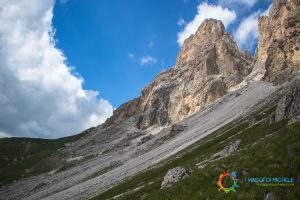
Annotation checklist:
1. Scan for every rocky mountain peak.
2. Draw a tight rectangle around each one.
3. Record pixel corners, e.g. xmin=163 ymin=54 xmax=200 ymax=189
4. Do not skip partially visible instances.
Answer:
xmin=251 ymin=0 xmax=300 ymax=84
xmin=105 ymin=19 xmax=252 ymax=129
xmin=197 ymin=18 xmax=225 ymax=38
xmin=181 ymin=19 xmax=225 ymax=47
xmin=177 ymin=19 xmax=226 ymax=65
xmin=176 ymin=19 xmax=251 ymax=79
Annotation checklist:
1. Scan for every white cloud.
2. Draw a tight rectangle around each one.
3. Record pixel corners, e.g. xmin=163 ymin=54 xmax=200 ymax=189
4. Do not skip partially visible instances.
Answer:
xmin=262 ymin=4 xmax=272 ymax=16
xmin=177 ymin=3 xmax=236 ymax=46
xmin=0 ymin=0 xmax=113 ymax=138
xmin=177 ymin=17 xmax=185 ymax=27
xmin=128 ymin=53 xmax=135 ymax=59
xmin=234 ymin=5 xmax=272 ymax=50
xmin=234 ymin=12 xmax=260 ymax=50
xmin=219 ymin=0 xmax=258 ymax=8
xmin=0 ymin=131 xmax=11 ymax=138
xmin=139 ymin=55 xmax=157 ymax=66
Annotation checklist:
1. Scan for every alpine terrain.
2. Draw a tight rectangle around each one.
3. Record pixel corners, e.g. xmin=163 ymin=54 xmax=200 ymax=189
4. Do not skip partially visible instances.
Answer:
xmin=0 ymin=0 xmax=300 ymax=199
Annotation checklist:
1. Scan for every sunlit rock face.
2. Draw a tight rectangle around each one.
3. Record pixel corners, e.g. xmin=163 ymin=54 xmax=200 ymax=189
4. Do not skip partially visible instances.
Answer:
xmin=106 ymin=19 xmax=252 ymax=129
xmin=252 ymin=0 xmax=300 ymax=85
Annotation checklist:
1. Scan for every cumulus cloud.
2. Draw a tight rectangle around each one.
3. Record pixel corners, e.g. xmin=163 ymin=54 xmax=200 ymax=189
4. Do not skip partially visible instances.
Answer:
xmin=177 ymin=3 xmax=236 ymax=46
xmin=0 ymin=0 xmax=113 ymax=138
xmin=234 ymin=12 xmax=260 ymax=50
xmin=139 ymin=55 xmax=157 ymax=66
xmin=234 ymin=5 xmax=272 ymax=50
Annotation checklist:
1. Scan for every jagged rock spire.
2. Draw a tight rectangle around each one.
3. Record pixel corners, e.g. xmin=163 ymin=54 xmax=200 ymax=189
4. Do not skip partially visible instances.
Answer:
xmin=105 ymin=19 xmax=252 ymax=129
xmin=253 ymin=0 xmax=300 ymax=84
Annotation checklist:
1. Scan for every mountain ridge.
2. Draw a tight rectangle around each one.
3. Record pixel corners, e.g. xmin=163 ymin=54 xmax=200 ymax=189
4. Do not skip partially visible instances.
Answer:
xmin=105 ymin=18 xmax=252 ymax=130
xmin=0 ymin=0 xmax=300 ymax=199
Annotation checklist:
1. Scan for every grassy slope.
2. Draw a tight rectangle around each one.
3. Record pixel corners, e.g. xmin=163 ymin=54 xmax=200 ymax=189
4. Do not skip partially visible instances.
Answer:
xmin=91 ymin=110 xmax=300 ymax=200
xmin=0 ymin=128 xmax=91 ymax=185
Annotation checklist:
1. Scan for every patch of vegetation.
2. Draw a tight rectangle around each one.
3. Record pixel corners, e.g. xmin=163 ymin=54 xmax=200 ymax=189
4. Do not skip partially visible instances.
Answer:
xmin=254 ymin=105 xmax=277 ymax=122
xmin=91 ymin=108 xmax=300 ymax=200
xmin=146 ymin=122 xmax=300 ymax=200
xmin=0 ymin=127 xmax=93 ymax=185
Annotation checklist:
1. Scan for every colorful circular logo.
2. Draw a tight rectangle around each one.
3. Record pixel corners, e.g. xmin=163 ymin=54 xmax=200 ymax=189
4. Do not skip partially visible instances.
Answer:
xmin=217 ymin=171 xmax=239 ymax=193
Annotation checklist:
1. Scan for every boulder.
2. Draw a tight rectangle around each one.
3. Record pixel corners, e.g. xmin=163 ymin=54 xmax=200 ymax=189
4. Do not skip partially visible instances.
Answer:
xmin=170 ymin=124 xmax=186 ymax=136
xmin=161 ymin=167 xmax=189 ymax=188
xmin=212 ymin=139 xmax=241 ymax=158
xmin=264 ymin=192 xmax=276 ymax=200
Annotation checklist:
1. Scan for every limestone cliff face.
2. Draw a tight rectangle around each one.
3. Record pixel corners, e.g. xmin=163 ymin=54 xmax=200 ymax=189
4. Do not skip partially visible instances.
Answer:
xmin=105 ymin=19 xmax=252 ymax=129
xmin=252 ymin=0 xmax=300 ymax=85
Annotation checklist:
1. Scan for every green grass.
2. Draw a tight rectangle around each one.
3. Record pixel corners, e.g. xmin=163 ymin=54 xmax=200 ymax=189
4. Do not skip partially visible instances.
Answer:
xmin=146 ymin=122 xmax=300 ymax=200
xmin=254 ymin=105 xmax=277 ymax=122
xmin=0 ymin=127 xmax=93 ymax=185
xmin=91 ymin=114 xmax=300 ymax=199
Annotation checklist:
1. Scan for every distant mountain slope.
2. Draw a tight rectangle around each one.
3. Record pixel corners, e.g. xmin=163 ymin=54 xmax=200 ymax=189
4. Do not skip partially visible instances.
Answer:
xmin=0 ymin=128 xmax=92 ymax=185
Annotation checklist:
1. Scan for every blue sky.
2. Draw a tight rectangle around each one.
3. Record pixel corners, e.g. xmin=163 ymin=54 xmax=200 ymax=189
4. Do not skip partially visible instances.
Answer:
xmin=53 ymin=0 xmax=272 ymax=108
xmin=53 ymin=0 xmax=194 ymax=107
xmin=0 ymin=0 xmax=272 ymax=138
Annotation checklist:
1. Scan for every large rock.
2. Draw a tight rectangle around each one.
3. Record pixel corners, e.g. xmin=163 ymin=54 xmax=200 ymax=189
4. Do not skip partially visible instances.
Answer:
xmin=161 ymin=167 xmax=189 ymax=188
xmin=105 ymin=19 xmax=252 ymax=129
xmin=212 ymin=139 xmax=241 ymax=158
xmin=251 ymin=0 xmax=300 ymax=85
xmin=197 ymin=139 xmax=242 ymax=169
xmin=264 ymin=192 xmax=276 ymax=200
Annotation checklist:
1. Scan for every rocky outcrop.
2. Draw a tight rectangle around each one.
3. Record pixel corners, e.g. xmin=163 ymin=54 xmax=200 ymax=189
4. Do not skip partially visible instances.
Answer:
xmin=212 ymin=139 xmax=241 ymax=158
xmin=161 ymin=167 xmax=189 ymax=188
xmin=106 ymin=19 xmax=252 ymax=129
xmin=252 ymin=0 xmax=300 ymax=85
xmin=275 ymin=79 xmax=300 ymax=122
xmin=196 ymin=139 xmax=241 ymax=169
xmin=264 ymin=192 xmax=276 ymax=200
xmin=104 ymin=98 xmax=142 ymax=125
